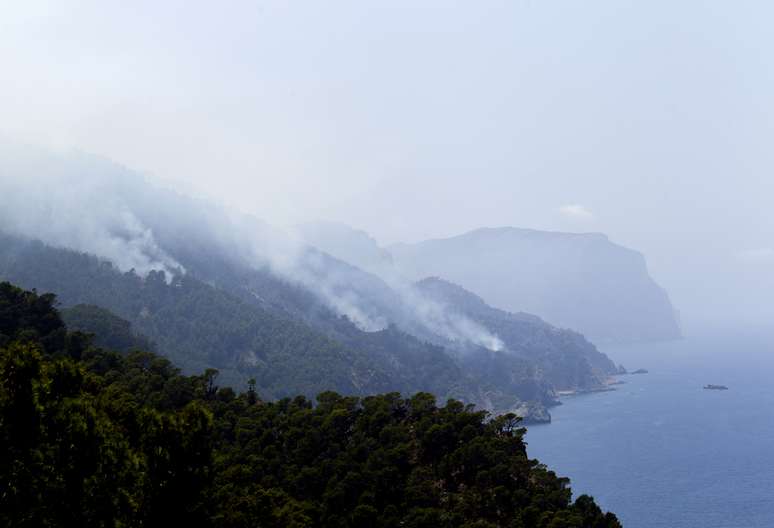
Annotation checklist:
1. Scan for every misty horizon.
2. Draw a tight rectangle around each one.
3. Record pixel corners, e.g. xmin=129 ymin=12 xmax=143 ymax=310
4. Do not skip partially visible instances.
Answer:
xmin=2 ymin=3 xmax=773 ymax=527
xmin=3 ymin=1 xmax=772 ymax=328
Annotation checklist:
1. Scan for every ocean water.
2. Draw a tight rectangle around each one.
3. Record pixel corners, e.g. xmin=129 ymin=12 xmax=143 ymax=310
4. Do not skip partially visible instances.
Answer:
xmin=525 ymin=327 xmax=774 ymax=528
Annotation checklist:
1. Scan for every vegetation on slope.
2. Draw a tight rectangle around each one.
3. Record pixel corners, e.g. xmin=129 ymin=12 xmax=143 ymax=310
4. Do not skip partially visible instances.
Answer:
xmin=61 ymin=303 xmax=157 ymax=353
xmin=0 ymin=281 xmax=620 ymax=527
xmin=0 ymin=233 xmax=561 ymax=418
xmin=0 ymin=233 xmax=392 ymax=398
xmin=416 ymin=277 xmax=618 ymax=390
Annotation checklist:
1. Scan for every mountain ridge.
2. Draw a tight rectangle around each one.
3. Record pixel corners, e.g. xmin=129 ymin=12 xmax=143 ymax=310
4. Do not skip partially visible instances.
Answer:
xmin=0 ymin=230 xmax=617 ymax=422
xmin=0 ymin=148 xmax=630 ymax=422
xmin=388 ymin=225 xmax=682 ymax=343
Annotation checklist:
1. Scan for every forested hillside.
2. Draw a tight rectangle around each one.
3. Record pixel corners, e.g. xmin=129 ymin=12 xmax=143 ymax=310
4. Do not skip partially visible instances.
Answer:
xmin=416 ymin=277 xmax=619 ymax=390
xmin=0 ymin=233 xmax=394 ymax=399
xmin=0 ymin=281 xmax=621 ymax=527
xmin=0 ymin=151 xmax=627 ymax=422
xmin=61 ymin=303 xmax=157 ymax=353
xmin=1 ymin=232 xmax=605 ymax=420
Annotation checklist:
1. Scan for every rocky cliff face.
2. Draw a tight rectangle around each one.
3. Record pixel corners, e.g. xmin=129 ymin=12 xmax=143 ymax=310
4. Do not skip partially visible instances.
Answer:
xmin=390 ymin=227 xmax=681 ymax=343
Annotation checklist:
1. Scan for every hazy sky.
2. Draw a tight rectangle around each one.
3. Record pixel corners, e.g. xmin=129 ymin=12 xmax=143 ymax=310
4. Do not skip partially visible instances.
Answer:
xmin=2 ymin=1 xmax=773 ymax=325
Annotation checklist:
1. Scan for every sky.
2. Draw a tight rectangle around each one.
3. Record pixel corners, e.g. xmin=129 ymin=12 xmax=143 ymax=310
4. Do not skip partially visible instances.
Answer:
xmin=1 ymin=0 xmax=773 ymax=327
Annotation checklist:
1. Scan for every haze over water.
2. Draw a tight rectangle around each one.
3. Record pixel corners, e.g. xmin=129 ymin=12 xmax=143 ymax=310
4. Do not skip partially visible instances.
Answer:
xmin=526 ymin=327 xmax=774 ymax=528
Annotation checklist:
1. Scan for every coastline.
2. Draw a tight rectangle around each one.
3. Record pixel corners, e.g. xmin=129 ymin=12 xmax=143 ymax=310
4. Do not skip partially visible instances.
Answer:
xmin=555 ymin=376 xmax=625 ymax=398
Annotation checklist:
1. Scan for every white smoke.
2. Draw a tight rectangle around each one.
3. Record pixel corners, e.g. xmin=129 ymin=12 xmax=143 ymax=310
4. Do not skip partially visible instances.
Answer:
xmin=0 ymin=142 xmax=503 ymax=350
xmin=0 ymin=143 xmax=183 ymax=281
xmin=181 ymin=203 xmax=502 ymax=347
xmin=261 ymin=224 xmax=506 ymax=349
xmin=286 ymin=248 xmax=389 ymax=332
xmin=230 ymin=218 xmax=389 ymax=332
xmin=377 ymin=269 xmax=505 ymax=351
xmin=291 ymin=223 xmax=506 ymax=351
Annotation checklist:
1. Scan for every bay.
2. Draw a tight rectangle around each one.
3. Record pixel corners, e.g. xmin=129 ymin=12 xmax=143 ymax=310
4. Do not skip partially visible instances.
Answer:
xmin=525 ymin=327 xmax=774 ymax=528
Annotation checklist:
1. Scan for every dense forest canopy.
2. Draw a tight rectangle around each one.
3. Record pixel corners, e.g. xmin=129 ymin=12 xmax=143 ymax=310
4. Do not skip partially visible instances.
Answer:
xmin=0 ymin=281 xmax=620 ymax=527
xmin=0 ymin=232 xmax=620 ymax=422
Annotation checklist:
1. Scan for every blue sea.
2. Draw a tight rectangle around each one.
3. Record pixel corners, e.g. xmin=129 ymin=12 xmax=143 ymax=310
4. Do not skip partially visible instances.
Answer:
xmin=525 ymin=327 xmax=774 ymax=528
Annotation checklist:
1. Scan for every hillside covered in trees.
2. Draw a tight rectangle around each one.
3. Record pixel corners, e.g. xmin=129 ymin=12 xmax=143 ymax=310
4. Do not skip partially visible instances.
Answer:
xmin=0 ymin=281 xmax=620 ymax=527
xmin=0 ymin=231 xmax=619 ymax=421
xmin=416 ymin=277 xmax=618 ymax=390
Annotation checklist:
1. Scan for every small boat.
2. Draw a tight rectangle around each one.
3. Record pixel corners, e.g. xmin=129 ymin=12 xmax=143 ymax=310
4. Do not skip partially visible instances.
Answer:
xmin=703 ymin=384 xmax=728 ymax=390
